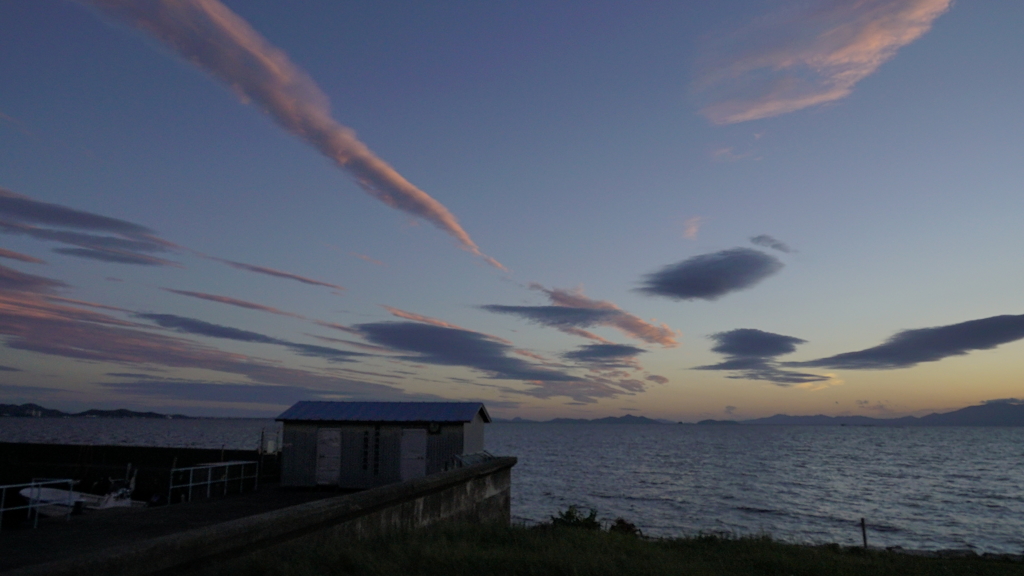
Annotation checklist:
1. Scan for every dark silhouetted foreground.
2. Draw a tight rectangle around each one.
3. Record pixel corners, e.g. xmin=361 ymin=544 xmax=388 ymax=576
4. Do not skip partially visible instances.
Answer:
xmin=189 ymin=523 xmax=1022 ymax=576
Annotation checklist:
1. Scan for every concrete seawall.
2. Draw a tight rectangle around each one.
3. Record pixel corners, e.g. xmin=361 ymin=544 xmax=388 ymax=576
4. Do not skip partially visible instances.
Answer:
xmin=6 ymin=456 xmax=515 ymax=576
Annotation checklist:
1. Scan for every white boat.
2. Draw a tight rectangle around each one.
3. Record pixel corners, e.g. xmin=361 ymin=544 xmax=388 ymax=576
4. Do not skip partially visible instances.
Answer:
xmin=19 ymin=466 xmax=144 ymax=515
xmin=19 ymin=486 xmax=143 ymax=511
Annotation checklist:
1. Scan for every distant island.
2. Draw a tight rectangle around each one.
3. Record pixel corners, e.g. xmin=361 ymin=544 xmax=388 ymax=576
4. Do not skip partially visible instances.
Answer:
xmin=499 ymin=401 xmax=1024 ymax=426
xmin=496 ymin=414 xmax=672 ymax=425
xmin=0 ymin=403 xmax=191 ymax=419
xmin=6 ymin=400 xmax=1023 ymax=425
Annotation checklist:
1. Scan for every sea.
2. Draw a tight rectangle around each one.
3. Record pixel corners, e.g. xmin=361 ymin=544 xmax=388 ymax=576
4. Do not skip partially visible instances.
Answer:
xmin=2 ymin=418 xmax=1022 ymax=554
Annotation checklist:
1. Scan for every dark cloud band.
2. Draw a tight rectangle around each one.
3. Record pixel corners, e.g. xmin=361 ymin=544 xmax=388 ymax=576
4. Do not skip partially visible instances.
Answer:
xmin=696 ymin=328 xmax=826 ymax=385
xmin=138 ymin=313 xmax=366 ymax=363
xmin=480 ymin=305 xmax=619 ymax=328
xmin=750 ymin=234 xmax=792 ymax=253
xmin=356 ymin=321 xmax=576 ymax=382
xmin=789 ymin=314 xmax=1024 ymax=370
xmin=638 ymin=248 xmax=783 ymax=301
xmin=0 ymin=188 xmax=154 ymax=237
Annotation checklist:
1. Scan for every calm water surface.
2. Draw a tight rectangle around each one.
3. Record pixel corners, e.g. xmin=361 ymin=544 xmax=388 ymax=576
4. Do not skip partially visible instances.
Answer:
xmin=2 ymin=418 xmax=1021 ymax=553
xmin=0 ymin=417 xmax=278 ymax=450
xmin=488 ymin=423 xmax=1024 ymax=554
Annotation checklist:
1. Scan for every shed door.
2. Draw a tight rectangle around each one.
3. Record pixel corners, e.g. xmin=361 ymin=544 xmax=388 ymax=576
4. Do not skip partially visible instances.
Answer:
xmin=400 ymin=429 xmax=427 ymax=481
xmin=316 ymin=428 xmax=342 ymax=485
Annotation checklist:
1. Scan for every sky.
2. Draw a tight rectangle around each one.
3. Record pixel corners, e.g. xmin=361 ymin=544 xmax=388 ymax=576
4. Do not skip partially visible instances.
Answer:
xmin=1 ymin=0 xmax=1022 ymax=420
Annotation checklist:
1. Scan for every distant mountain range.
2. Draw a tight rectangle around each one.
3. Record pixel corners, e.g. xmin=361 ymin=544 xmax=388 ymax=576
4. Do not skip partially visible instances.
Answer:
xmin=496 ymin=414 xmax=671 ymax=425
xmin=6 ymin=400 xmax=1022 ymax=425
xmin=702 ymin=401 xmax=1024 ymax=427
xmin=0 ymin=403 xmax=190 ymax=419
xmin=499 ymin=401 xmax=1024 ymax=426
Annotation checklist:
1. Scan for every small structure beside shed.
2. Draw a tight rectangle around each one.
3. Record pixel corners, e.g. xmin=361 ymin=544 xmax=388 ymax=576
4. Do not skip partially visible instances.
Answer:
xmin=277 ymin=401 xmax=491 ymax=489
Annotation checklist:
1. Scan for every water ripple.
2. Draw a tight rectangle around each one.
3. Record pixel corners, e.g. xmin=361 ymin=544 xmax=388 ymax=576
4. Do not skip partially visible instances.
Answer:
xmin=488 ymin=423 xmax=1024 ymax=554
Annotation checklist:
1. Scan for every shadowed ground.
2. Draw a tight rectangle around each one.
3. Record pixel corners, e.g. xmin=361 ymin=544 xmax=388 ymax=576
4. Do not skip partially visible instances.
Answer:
xmin=190 ymin=523 xmax=1024 ymax=576
xmin=0 ymin=484 xmax=339 ymax=572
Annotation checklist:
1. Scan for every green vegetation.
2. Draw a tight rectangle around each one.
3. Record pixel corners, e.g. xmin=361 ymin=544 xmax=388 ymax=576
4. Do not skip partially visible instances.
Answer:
xmin=193 ymin=520 xmax=1023 ymax=576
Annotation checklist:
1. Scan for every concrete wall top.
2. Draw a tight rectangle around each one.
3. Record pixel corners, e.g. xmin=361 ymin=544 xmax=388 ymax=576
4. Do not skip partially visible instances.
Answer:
xmin=6 ymin=456 xmax=517 ymax=576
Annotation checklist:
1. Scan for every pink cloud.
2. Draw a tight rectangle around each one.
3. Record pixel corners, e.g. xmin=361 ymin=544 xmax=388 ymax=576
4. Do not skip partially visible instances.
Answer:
xmin=163 ymin=288 xmax=305 ymax=319
xmin=380 ymin=305 xmax=514 ymax=345
xmin=0 ymin=248 xmax=45 ymax=264
xmin=214 ymin=258 xmax=345 ymax=290
xmin=683 ymin=216 xmax=704 ymax=240
xmin=0 ymin=275 xmax=407 ymax=400
xmin=532 ymin=284 xmax=679 ymax=348
xmin=351 ymin=253 xmax=385 ymax=266
xmin=380 ymin=305 xmax=467 ymax=330
xmin=698 ymin=0 xmax=952 ymax=124
xmin=87 ymin=0 xmax=503 ymax=270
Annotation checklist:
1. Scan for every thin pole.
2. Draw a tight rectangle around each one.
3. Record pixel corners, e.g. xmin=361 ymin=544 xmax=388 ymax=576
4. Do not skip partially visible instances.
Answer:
xmin=169 ymin=457 xmax=177 ymax=505
xmin=860 ymin=518 xmax=868 ymax=549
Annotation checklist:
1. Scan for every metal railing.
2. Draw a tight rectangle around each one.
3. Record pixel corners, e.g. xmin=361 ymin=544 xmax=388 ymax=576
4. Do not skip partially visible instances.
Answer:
xmin=0 ymin=479 xmax=76 ymax=531
xmin=167 ymin=461 xmax=259 ymax=504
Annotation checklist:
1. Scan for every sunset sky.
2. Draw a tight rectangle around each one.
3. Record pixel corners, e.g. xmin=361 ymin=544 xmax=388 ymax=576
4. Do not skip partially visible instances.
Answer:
xmin=1 ymin=0 xmax=1022 ymax=419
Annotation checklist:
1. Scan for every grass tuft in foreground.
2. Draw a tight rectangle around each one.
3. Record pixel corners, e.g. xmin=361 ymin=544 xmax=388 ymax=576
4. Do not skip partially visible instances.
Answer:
xmin=193 ymin=521 xmax=1023 ymax=576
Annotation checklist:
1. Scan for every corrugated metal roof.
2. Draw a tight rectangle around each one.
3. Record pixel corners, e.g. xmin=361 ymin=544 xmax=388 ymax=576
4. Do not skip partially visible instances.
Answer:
xmin=276 ymin=401 xmax=490 ymax=423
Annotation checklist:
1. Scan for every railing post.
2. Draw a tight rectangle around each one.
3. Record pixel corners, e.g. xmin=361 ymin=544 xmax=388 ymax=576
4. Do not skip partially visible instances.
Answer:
xmin=31 ymin=481 xmax=39 ymax=529
xmin=64 ymin=480 xmax=73 ymax=522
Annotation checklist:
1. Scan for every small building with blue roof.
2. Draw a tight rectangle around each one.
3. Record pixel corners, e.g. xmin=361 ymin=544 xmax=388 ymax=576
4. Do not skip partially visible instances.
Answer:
xmin=276 ymin=401 xmax=491 ymax=488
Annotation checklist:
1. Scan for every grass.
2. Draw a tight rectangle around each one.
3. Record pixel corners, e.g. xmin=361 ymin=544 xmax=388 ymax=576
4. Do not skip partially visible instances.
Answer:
xmin=192 ymin=522 xmax=1024 ymax=576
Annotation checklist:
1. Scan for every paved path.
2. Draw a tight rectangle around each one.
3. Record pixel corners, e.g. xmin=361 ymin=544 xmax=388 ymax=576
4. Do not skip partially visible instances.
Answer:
xmin=0 ymin=485 xmax=343 ymax=572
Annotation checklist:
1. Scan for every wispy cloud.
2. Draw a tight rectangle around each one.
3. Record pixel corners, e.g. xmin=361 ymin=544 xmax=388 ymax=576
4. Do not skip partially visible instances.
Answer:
xmin=356 ymin=321 xmax=575 ymax=382
xmin=696 ymin=328 xmax=829 ymax=385
xmin=697 ymin=0 xmax=952 ymax=124
xmin=351 ymin=253 xmax=385 ymax=266
xmin=512 ymin=379 xmax=632 ymax=404
xmin=563 ymin=344 xmax=646 ymax=370
xmin=44 ymin=295 xmax=129 ymax=312
xmin=85 ymin=0 xmax=502 ymax=269
xmin=788 ymin=314 xmax=1024 ymax=370
xmin=683 ymin=216 xmax=705 ymax=239
xmin=312 ymin=320 xmax=363 ymax=336
xmin=750 ymin=234 xmax=792 ymax=253
xmin=0 ymin=187 xmax=155 ymax=237
xmin=380 ymin=305 xmax=468 ymax=331
xmin=162 ymin=288 xmax=305 ymax=319
xmin=516 ymin=285 xmax=679 ymax=348
xmin=0 ymin=262 xmax=68 ymax=292
xmin=711 ymin=147 xmax=753 ymax=162
xmin=137 ymin=313 xmax=368 ymax=364
xmin=215 ymin=258 xmax=344 ymax=290
xmin=0 ymin=248 xmax=45 ymax=264
xmin=0 ymin=276 xmax=408 ymax=400
xmin=100 ymin=379 xmax=340 ymax=405
xmin=481 ymin=305 xmax=620 ymax=330
xmin=306 ymin=333 xmax=396 ymax=354
xmin=0 ymin=188 xmax=178 ymax=266
xmin=638 ymin=248 xmax=783 ymax=301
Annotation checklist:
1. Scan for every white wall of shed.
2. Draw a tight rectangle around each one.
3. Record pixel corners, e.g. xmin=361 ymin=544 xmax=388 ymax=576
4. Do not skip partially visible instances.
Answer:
xmin=463 ymin=412 xmax=486 ymax=454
